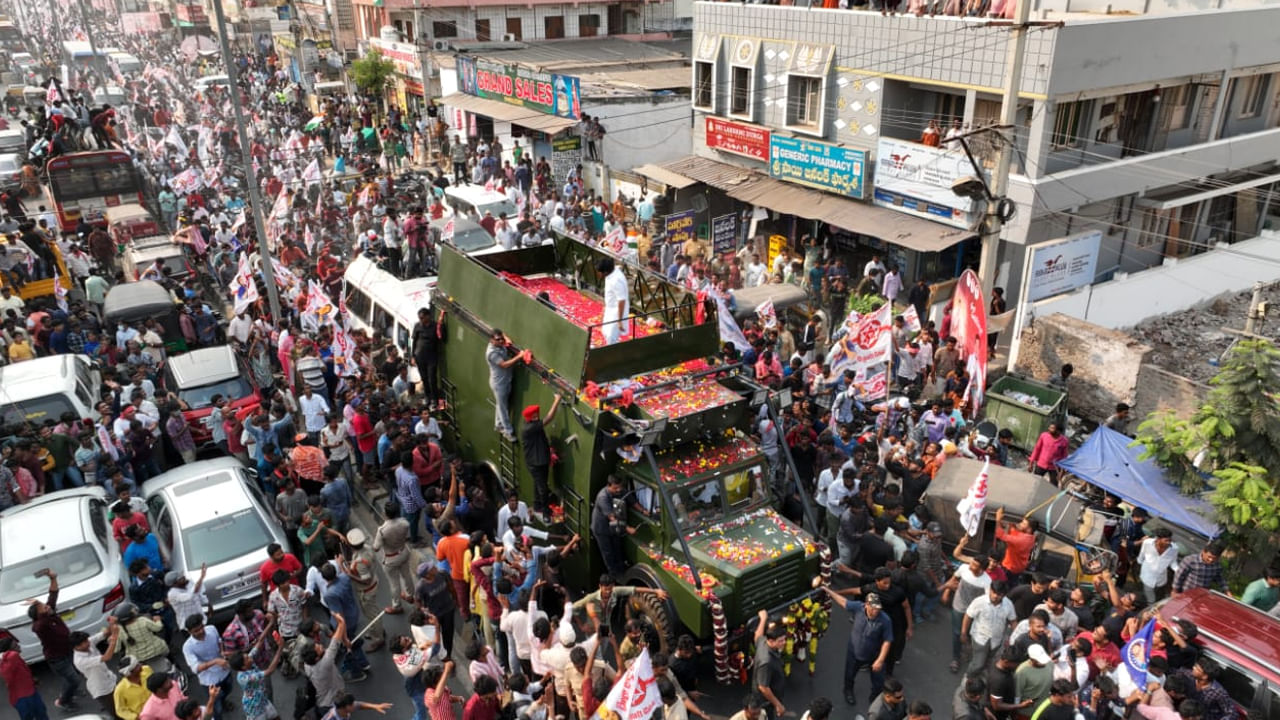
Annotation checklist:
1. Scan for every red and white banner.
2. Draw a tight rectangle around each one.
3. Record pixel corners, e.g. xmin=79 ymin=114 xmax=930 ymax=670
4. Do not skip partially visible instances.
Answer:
xmin=601 ymin=225 xmax=624 ymax=254
xmin=168 ymin=168 xmax=203 ymax=194
xmin=600 ymin=648 xmax=662 ymax=720
xmin=230 ymin=253 xmax=259 ymax=315
xmin=853 ymin=368 xmax=888 ymax=402
xmin=441 ymin=218 xmax=455 ymax=242
xmin=956 ymin=458 xmax=990 ymax=536
xmin=828 ymin=301 xmax=893 ymax=376
xmin=949 ymin=269 xmax=988 ymax=417
xmin=756 ymin=298 xmax=777 ymax=329
xmin=331 ymin=324 xmax=360 ymax=377
xmin=902 ymin=304 xmax=922 ymax=333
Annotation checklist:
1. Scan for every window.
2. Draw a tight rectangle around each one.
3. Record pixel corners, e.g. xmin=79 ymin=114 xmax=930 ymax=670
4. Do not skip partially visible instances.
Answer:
xmin=693 ymin=61 xmax=714 ymax=111
xmin=544 ymin=16 xmax=564 ymax=39
xmin=506 ymin=17 xmax=522 ymax=41
xmin=786 ymin=75 xmax=823 ymax=129
xmin=1164 ymin=84 xmax=1194 ymax=130
xmin=475 ymin=19 xmax=490 ymax=41
xmin=345 ymin=287 xmax=371 ymax=323
xmin=182 ymin=508 xmax=272 ymax=569
xmin=731 ymin=65 xmax=753 ymax=118
xmin=1236 ymin=74 xmax=1270 ymax=119
xmin=432 ymin=21 xmax=456 ymax=39
xmin=578 ymin=14 xmax=599 ymax=37
xmin=1052 ymin=100 xmax=1090 ymax=149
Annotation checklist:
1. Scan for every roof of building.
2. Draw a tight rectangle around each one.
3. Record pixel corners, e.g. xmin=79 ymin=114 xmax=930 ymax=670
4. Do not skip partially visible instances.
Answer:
xmin=446 ymin=37 xmax=688 ymax=72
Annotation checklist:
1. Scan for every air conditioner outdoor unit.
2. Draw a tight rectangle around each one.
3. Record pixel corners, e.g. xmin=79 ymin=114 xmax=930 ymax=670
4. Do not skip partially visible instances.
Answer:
xmin=501 ymin=33 xmax=517 ymax=42
xmin=432 ymin=39 xmax=451 ymax=51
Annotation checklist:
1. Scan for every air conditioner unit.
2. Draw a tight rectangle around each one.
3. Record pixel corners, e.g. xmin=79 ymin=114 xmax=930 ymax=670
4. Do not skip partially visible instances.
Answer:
xmin=432 ymin=39 xmax=451 ymax=51
xmin=501 ymin=33 xmax=517 ymax=42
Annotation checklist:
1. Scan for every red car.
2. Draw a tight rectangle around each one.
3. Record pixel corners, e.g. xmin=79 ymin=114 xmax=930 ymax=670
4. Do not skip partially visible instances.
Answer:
xmin=1159 ymin=588 xmax=1280 ymax=718
xmin=163 ymin=345 xmax=260 ymax=449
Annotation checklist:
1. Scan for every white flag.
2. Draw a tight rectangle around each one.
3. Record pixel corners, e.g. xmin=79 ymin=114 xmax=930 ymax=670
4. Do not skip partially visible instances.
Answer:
xmin=902 ymin=304 xmax=922 ymax=333
xmin=441 ymin=218 xmax=455 ymax=241
xmin=756 ymin=298 xmax=777 ymax=329
xmin=956 ymin=458 xmax=990 ymax=537
xmin=602 ymin=647 xmax=663 ymax=720
xmin=229 ymin=252 xmax=259 ymax=315
xmin=165 ymin=125 xmax=188 ymax=156
xmin=301 ymin=158 xmax=322 ymax=186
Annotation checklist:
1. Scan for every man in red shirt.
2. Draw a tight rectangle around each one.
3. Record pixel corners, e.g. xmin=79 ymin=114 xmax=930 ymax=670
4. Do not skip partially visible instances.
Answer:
xmin=993 ymin=506 xmax=1038 ymax=580
xmin=112 ymin=501 xmax=152 ymax=550
xmin=412 ymin=436 xmax=443 ymax=489
xmin=463 ymin=675 xmax=501 ymax=720
xmin=436 ymin=518 xmax=470 ymax=608
xmin=349 ymin=400 xmax=377 ymax=484
xmin=1027 ymin=422 xmax=1070 ymax=487
xmin=1076 ymin=625 xmax=1121 ymax=681
xmin=0 ymin=633 xmax=45 ymax=719
xmin=258 ymin=542 xmax=303 ymax=605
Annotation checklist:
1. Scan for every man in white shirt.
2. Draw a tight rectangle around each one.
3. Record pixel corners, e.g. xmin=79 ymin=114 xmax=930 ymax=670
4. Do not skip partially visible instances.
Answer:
xmin=745 ymin=254 xmax=767 ymax=288
xmin=501 ymin=515 xmax=550 ymax=554
xmin=166 ymin=566 xmax=210 ymax=629
xmin=1137 ymin=527 xmax=1179 ymax=603
xmin=961 ymin=580 xmax=1016 ymax=674
xmin=227 ymin=312 xmax=252 ymax=345
xmin=864 ymin=255 xmax=886 ymax=278
xmin=299 ymin=385 xmax=331 ymax=441
xmin=497 ymin=490 xmax=530 ymax=538
xmin=599 ymin=257 xmax=629 ymax=345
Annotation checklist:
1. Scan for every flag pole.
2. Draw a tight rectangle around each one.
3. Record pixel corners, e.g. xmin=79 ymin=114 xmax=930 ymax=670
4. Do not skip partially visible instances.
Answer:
xmin=210 ymin=0 xmax=283 ymax=324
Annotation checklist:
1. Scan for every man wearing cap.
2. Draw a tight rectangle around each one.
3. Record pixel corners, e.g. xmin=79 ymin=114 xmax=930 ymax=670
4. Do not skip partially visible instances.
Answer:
xmin=821 ymin=584 xmax=893 ymax=707
xmin=374 ymin=500 xmax=415 ymax=615
xmin=166 ymin=564 xmax=209 ymax=639
xmin=1015 ymin=644 xmax=1055 ymax=717
xmin=341 ymin=528 xmax=384 ymax=651
xmin=112 ymin=655 xmax=154 ymax=720
xmin=962 ymin=580 xmax=1017 ymax=675
xmin=521 ymin=394 xmax=562 ymax=519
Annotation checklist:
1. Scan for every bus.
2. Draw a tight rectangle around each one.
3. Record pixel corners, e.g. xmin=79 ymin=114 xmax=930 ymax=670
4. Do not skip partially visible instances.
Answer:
xmin=44 ymin=150 xmax=146 ymax=232
xmin=0 ymin=21 xmax=24 ymax=53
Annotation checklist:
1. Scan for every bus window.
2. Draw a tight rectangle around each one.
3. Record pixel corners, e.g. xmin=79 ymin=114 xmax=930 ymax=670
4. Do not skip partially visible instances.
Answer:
xmin=396 ymin=323 xmax=409 ymax=352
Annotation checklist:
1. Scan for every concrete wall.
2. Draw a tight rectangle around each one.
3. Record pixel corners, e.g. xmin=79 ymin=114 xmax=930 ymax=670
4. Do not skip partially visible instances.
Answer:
xmin=1134 ymin=364 xmax=1209 ymax=423
xmin=593 ymin=96 xmax=692 ymax=175
xmin=1013 ymin=313 xmax=1151 ymax=424
xmin=1033 ymin=0 xmax=1280 ymax=16
xmin=1028 ymin=231 xmax=1280 ymax=329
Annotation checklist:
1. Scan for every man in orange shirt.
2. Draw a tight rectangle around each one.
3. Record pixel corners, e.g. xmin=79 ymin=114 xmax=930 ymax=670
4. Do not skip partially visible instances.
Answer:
xmin=435 ymin=518 xmax=470 ymax=611
xmin=994 ymin=507 xmax=1038 ymax=580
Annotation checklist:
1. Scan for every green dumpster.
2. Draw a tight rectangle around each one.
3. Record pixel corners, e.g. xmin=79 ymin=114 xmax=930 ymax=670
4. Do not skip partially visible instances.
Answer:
xmin=983 ymin=375 xmax=1067 ymax=451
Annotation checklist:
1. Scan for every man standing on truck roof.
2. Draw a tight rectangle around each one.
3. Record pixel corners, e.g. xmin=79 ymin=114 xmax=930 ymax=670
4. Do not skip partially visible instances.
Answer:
xmin=598 ymin=256 xmax=630 ymax=345
xmin=521 ymin=395 xmax=563 ymax=520
xmin=591 ymin=475 xmax=638 ymax=579
xmin=487 ymin=328 xmax=528 ymax=442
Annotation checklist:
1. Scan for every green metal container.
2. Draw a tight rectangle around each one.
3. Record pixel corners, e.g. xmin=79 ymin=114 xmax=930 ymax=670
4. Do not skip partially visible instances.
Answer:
xmin=984 ymin=375 xmax=1067 ymax=451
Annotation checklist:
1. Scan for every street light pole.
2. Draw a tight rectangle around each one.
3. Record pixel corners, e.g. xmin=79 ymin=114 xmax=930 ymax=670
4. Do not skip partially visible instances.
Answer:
xmin=210 ymin=0 xmax=284 ymax=323
xmin=75 ymin=0 xmax=104 ymax=76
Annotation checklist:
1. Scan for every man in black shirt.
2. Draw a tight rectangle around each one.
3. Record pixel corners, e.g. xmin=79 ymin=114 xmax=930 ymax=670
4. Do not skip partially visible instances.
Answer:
xmin=1067 ymin=586 xmax=1097 ymax=631
xmin=590 ymin=475 xmax=637 ymax=579
xmin=520 ymin=395 xmax=562 ymax=519
xmin=852 ymin=518 xmax=895 ymax=575
xmin=411 ymin=306 xmax=445 ymax=409
xmin=855 ymin=567 xmax=912 ymax=677
xmin=1030 ymin=680 xmax=1080 ymax=720
xmin=1008 ymin=574 xmax=1053 ymax=620
xmin=987 ymin=647 xmax=1029 ymax=720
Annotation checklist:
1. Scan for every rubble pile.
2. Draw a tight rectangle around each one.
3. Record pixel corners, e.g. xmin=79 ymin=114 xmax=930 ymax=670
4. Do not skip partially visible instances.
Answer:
xmin=1128 ymin=282 xmax=1280 ymax=383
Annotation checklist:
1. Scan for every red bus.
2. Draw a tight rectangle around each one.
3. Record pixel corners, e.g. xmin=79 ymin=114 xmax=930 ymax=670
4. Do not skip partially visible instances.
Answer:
xmin=44 ymin=150 xmax=145 ymax=232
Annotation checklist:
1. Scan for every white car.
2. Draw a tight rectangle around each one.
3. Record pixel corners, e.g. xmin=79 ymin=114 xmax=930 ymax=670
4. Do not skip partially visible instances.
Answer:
xmin=193 ymin=75 xmax=230 ymax=92
xmin=0 ymin=488 xmax=127 ymax=663
xmin=0 ymin=152 xmax=23 ymax=191
xmin=143 ymin=458 xmax=290 ymax=616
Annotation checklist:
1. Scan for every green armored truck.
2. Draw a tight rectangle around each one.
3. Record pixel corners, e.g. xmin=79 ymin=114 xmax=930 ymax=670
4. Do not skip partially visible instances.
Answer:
xmin=433 ymin=238 xmax=829 ymax=678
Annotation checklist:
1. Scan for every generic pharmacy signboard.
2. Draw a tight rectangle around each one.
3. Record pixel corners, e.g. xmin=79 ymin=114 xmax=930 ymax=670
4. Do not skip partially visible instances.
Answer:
xmin=457 ymin=56 xmax=580 ymax=120
xmin=1027 ymin=230 xmax=1103 ymax=302
xmin=873 ymin=137 xmax=979 ymax=230
xmin=768 ymin=135 xmax=867 ymax=199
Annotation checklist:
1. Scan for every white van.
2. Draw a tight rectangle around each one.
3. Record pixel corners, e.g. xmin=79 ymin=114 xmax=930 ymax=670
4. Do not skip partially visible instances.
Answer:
xmin=108 ymin=52 xmax=141 ymax=74
xmin=0 ymin=354 xmax=101 ymax=436
xmin=342 ymin=254 xmax=436 ymax=384
xmin=444 ymin=185 xmax=518 ymax=225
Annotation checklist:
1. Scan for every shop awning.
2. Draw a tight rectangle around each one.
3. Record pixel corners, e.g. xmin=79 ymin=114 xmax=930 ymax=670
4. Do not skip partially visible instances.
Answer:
xmin=633 ymin=163 xmax=698 ymax=190
xmin=440 ymin=93 xmax=577 ymax=136
xmin=658 ymin=155 xmax=975 ymax=253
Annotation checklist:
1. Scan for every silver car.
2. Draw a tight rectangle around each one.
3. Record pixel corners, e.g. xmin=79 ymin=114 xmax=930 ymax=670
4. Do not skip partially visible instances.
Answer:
xmin=142 ymin=458 xmax=288 ymax=617
xmin=0 ymin=488 xmax=128 ymax=663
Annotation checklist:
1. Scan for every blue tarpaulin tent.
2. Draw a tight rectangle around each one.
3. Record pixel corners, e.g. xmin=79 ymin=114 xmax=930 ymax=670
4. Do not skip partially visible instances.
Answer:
xmin=1057 ymin=426 xmax=1220 ymax=538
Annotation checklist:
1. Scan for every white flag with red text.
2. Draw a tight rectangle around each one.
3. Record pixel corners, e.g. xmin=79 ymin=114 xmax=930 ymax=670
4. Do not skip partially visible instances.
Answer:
xmin=956 ymin=458 xmax=990 ymax=537
xmin=600 ymin=648 xmax=662 ymax=720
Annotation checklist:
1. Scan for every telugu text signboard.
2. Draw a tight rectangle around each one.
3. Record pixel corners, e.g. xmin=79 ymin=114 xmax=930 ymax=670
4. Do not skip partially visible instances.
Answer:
xmin=711 ymin=213 xmax=738 ymax=254
xmin=1027 ymin=230 xmax=1103 ymax=302
xmin=768 ymin=135 xmax=867 ymax=199
xmin=457 ymin=56 xmax=580 ymax=120
xmin=872 ymin=137 xmax=980 ymax=230
xmin=664 ymin=210 xmax=697 ymax=247
xmin=705 ymin=117 xmax=770 ymax=162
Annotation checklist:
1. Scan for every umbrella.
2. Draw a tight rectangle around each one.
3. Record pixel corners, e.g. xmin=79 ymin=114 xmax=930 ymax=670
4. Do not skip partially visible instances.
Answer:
xmin=304 ymin=115 xmax=325 ymax=132
xmin=360 ymin=127 xmax=376 ymax=140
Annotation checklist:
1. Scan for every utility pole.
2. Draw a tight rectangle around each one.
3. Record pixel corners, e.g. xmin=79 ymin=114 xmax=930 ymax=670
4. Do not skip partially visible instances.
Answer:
xmin=211 ymin=0 xmax=284 ymax=323
xmin=75 ymin=0 xmax=102 ymax=71
xmin=976 ymin=0 xmax=1033 ymax=299
xmin=1244 ymin=281 xmax=1265 ymax=334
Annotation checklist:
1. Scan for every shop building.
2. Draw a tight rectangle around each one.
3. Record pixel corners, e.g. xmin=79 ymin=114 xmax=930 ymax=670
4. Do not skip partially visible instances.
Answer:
xmin=636 ymin=1 xmax=1280 ymax=301
xmin=434 ymin=38 xmax=692 ymax=184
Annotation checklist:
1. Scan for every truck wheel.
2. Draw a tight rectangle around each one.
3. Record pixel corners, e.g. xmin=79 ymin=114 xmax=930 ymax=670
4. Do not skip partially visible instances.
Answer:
xmin=629 ymin=589 xmax=676 ymax=655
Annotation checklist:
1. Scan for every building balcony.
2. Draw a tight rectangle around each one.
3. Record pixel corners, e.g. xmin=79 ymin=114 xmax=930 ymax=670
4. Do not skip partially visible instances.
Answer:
xmin=1008 ymin=125 xmax=1280 ymax=215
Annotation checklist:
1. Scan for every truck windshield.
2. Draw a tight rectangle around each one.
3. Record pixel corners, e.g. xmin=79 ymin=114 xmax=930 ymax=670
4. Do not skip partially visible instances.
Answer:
xmin=672 ymin=479 xmax=724 ymax=529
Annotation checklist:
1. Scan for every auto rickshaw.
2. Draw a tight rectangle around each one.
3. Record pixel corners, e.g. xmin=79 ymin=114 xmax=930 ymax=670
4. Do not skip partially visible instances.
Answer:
xmin=102 ymin=279 xmax=188 ymax=353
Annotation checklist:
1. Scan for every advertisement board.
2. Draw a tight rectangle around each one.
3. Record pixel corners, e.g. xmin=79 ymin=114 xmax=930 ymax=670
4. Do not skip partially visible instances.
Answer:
xmin=768 ymin=136 xmax=867 ymax=199
xmin=872 ymin=137 xmax=981 ymax=229
xmin=1027 ymin=230 xmax=1103 ymax=302
xmin=457 ymin=56 xmax=580 ymax=120
xmin=705 ymin=117 xmax=770 ymax=162
xmin=368 ymin=38 xmax=422 ymax=78
xmin=664 ymin=210 xmax=697 ymax=247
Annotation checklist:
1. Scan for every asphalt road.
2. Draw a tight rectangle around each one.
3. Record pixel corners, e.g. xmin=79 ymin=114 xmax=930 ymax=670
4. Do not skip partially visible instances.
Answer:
xmin=21 ymin=499 xmax=962 ymax=720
